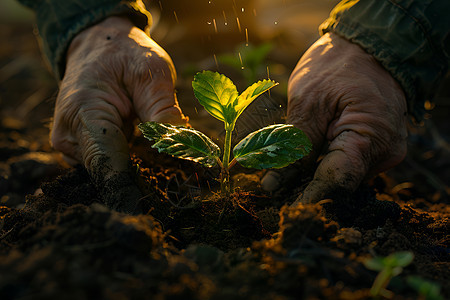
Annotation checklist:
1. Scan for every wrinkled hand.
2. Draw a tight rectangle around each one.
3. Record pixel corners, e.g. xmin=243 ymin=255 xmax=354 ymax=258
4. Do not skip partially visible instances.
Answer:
xmin=264 ymin=33 xmax=408 ymax=205
xmin=51 ymin=16 xmax=186 ymax=213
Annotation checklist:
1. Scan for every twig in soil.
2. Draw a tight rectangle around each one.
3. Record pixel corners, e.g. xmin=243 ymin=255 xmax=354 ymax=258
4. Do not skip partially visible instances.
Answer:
xmin=138 ymin=192 xmax=158 ymax=202
xmin=0 ymin=228 xmax=14 ymax=241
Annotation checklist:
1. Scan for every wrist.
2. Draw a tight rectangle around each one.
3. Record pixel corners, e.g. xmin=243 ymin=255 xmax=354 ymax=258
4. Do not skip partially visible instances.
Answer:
xmin=67 ymin=16 xmax=135 ymax=61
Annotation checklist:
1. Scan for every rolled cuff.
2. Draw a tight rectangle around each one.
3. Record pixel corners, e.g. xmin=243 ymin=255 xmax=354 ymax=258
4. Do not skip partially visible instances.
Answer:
xmin=28 ymin=0 xmax=152 ymax=80
xmin=320 ymin=0 xmax=449 ymax=121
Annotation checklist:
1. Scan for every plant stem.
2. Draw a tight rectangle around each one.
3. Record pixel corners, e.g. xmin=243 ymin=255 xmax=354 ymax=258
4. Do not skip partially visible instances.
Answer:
xmin=370 ymin=269 xmax=392 ymax=298
xmin=228 ymin=158 xmax=237 ymax=169
xmin=221 ymin=125 xmax=233 ymax=195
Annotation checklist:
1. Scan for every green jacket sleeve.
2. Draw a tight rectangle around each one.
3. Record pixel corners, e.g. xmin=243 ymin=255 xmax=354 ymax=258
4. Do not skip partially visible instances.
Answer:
xmin=17 ymin=0 xmax=152 ymax=80
xmin=320 ymin=0 xmax=450 ymax=121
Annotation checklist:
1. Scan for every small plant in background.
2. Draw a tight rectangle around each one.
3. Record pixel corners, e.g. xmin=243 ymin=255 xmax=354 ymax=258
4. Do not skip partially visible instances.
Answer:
xmin=138 ymin=71 xmax=312 ymax=195
xmin=218 ymin=42 xmax=273 ymax=85
xmin=364 ymin=251 xmax=414 ymax=298
xmin=407 ymin=276 xmax=443 ymax=300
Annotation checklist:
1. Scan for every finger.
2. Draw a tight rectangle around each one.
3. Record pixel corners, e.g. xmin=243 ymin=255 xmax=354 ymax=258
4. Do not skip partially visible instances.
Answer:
xmin=261 ymin=158 xmax=316 ymax=192
xmin=293 ymin=128 xmax=407 ymax=206
xmin=261 ymin=66 xmax=334 ymax=193
xmin=51 ymin=92 xmax=143 ymax=213
xmin=295 ymin=131 xmax=369 ymax=205
xmin=123 ymin=33 xmax=187 ymax=125
xmin=134 ymin=78 xmax=186 ymax=125
xmin=78 ymin=111 xmax=146 ymax=214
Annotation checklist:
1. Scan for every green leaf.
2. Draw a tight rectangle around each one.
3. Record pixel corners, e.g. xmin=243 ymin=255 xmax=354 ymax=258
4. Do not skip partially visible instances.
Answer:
xmin=364 ymin=251 xmax=414 ymax=271
xmin=386 ymin=251 xmax=414 ymax=267
xmin=233 ymin=124 xmax=312 ymax=169
xmin=364 ymin=257 xmax=386 ymax=271
xmin=407 ymin=276 xmax=443 ymax=299
xmin=234 ymin=79 xmax=278 ymax=120
xmin=138 ymin=122 xmax=220 ymax=168
xmin=192 ymin=71 xmax=278 ymax=129
xmin=138 ymin=122 xmax=182 ymax=140
xmin=192 ymin=71 xmax=238 ymax=123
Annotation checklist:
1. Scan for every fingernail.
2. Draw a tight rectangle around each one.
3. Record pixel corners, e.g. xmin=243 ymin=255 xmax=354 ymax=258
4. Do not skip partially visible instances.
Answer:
xmin=261 ymin=171 xmax=282 ymax=192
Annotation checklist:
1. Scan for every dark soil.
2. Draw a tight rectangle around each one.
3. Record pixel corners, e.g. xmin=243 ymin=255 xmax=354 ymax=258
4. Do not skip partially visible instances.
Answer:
xmin=1 ymin=8 xmax=449 ymax=300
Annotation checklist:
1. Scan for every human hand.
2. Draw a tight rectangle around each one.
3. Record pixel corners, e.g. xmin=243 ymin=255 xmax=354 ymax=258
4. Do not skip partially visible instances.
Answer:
xmin=51 ymin=16 xmax=186 ymax=213
xmin=263 ymin=33 xmax=408 ymax=205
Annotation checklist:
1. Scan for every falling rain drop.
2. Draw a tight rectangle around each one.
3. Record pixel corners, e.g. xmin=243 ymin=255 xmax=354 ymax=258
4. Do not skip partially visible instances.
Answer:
xmin=223 ymin=10 xmax=228 ymax=26
xmin=173 ymin=11 xmax=179 ymax=23
xmin=238 ymin=52 xmax=244 ymax=69
xmin=236 ymin=17 xmax=242 ymax=32
xmin=245 ymin=28 xmax=249 ymax=46
xmin=213 ymin=18 xmax=218 ymax=33
xmin=213 ymin=54 xmax=219 ymax=70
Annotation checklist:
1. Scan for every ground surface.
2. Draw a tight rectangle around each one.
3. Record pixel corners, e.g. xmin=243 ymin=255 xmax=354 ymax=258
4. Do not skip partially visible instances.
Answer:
xmin=1 ymin=2 xmax=449 ymax=299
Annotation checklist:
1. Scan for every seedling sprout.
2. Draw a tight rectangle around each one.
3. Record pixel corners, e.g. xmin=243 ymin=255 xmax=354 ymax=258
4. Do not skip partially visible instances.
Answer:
xmin=364 ymin=251 xmax=414 ymax=298
xmin=138 ymin=71 xmax=312 ymax=195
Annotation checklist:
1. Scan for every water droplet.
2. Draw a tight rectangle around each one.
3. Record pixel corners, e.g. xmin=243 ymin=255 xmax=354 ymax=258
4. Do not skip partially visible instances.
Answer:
xmin=222 ymin=10 xmax=227 ymax=25
xmin=241 ymin=7 xmax=244 ymax=12
xmin=245 ymin=28 xmax=249 ymax=46
xmin=213 ymin=54 xmax=219 ymax=69
xmin=213 ymin=18 xmax=218 ymax=33
xmin=236 ymin=17 xmax=241 ymax=32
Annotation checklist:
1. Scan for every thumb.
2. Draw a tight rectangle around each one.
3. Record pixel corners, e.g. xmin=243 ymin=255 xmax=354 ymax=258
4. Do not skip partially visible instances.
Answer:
xmin=78 ymin=116 xmax=144 ymax=214
xmin=51 ymin=93 xmax=144 ymax=214
xmin=293 ymin=131 xmax=375 ymax=206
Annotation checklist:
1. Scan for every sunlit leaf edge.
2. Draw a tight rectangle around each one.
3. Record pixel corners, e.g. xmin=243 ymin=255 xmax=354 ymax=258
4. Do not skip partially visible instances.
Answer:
xmin=138 ymin=121 xmax=220 ymax=168
xmin=233 ymin=124 xmax=312 ymax=169
xmin=192 ymin=71 xmax=238 ymax=123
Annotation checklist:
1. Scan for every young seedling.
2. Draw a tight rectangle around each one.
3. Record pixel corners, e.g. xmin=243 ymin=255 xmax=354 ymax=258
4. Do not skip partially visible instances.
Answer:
xmin=138 ymin=71 xmax=312 ymax=195
xmin=406 ymin=276 xmax=443 ymax=300
xmin=364 ymin=251 xmax=414 ymax=299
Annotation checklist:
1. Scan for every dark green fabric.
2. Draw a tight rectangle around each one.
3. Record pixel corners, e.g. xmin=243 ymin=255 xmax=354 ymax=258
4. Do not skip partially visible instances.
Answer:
xmin=320 ymin=0 xmax=450 ymax=121
xmin=17 ymin=0 xmax=152 ymax=80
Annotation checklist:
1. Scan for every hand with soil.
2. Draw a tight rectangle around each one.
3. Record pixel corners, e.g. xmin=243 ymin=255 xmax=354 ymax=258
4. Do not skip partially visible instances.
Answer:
xmin=51 ymin=16 xmax=186 ymax=213
xmin=263 ymin=32 xmax=408 ymax=205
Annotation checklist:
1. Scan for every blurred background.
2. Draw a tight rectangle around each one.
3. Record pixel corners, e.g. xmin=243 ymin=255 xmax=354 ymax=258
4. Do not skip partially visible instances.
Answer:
xmin=0 ymin=0 xmax=449 ymax=204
